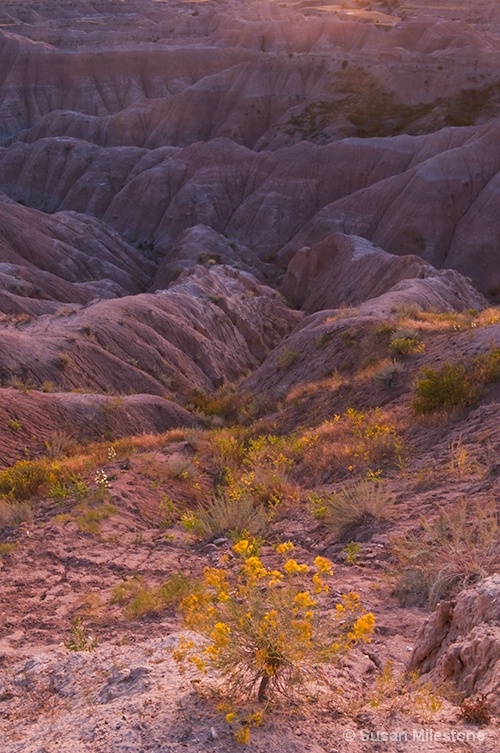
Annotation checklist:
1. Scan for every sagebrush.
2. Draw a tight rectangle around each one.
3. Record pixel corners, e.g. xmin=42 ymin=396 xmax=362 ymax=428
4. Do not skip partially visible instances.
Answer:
xmin=174 ymin=541 xmax=374 ymax=741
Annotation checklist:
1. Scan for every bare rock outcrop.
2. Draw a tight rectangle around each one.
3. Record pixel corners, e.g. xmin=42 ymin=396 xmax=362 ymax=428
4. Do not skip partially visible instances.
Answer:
xmin=0 ymin=193 xmax=154 ymax=309
xmin=5 ymin=7 xmax=500 ymax=150
xmin=282 ymin=234 xmax=433 ymax=312
xmin=2 ymin=0 xmax=500 ymax=301
xmin=408 ymin=575 xmax=500 ymax=713
xmin=0 ymin=266 xmax=299 ymax=398
xmin=280 ymin=118 xmax=500 ymax=296
xmin=15 ymin=55 xmax=337 ymax=150
xmin=359 ymin=268 xmax=488 ymax=316
xmin=0 ymin=265 xmax=298 ymax=464
xmin=1 ymin=120 xmax=499 ymax=296
xmin=149 ymin=225 xmax=272 ymax=291
xmin=0 ymin=132 xmax=468 ymax=267
xmin=0 ymin=31 xmax=257 ymax=145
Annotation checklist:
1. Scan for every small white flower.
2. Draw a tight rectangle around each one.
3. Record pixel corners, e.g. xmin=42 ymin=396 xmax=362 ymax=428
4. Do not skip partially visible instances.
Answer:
xmin=94 ymin=469 xmax=110 ymax=489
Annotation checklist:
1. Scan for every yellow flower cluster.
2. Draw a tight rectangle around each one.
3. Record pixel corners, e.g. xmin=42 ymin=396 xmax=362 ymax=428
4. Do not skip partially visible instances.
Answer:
xmin=235 ymin=726 xmax=250 ymax=744
xmin=283 ymin=558 xmax=310 ymax=575
xmin=181 ymin=593 xmax=216 ymax=630
xmin=293 ymin=591 xmax=317 ymax=609
xmin=275 ymin=540 xmax=295 ymax=554
xmin=347 ymin=613 xmax=375 ymax=643
xmin=314 ymin=556 xmax=333 ymax=575
xmin=188 ymin=655 xmax=206 ymax=673
xmin=220 ymin=707 xmax=263 ymax=745
xmin=241 ymin=556 xmax=269 ymax=581
xmin=204 ymin=566 xmax=230 ymax=592
xmin=173 ymin=545 xmax=374 ymax=745
xmin=233 ymin=539 xmax=251 ymax=557
xmin=263 ymin=610 xmax=278 ymax=630
xmin=291 ymin=619 xmax=312 ymax=643
xmin=203 ymin=566 xmax=230 ymax=602
xmin=232 ymin=537 xmax=262 ymax=559
xmin=172 ymin=634 xmax=193 ymax=667
xmin=312 ymin=572 xmax=328 ymax=594
xmin=267 ymin=570 xmax=284 ymax=587
xmin=340 ymin=591 xmax=361 ymax=611
xmin=210 ymin=621 xmax=231 ymax=647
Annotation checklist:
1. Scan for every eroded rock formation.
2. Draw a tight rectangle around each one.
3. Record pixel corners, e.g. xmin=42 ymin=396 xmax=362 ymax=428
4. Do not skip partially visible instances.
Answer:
xmin=409 ymin=575 xmax=500 ymax=713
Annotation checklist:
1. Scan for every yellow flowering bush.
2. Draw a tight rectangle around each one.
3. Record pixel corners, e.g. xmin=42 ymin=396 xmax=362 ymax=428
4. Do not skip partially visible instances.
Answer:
xmin=173 ymin=542 xmax=375 ymax=740
xmin=213 ymin=433 xmax=307 ymax=510
xmin=0 ymin=458 xmax=55 ymax=500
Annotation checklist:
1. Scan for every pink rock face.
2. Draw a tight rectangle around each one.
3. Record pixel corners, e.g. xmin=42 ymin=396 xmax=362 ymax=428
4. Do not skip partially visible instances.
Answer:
xmin=282 ymin=233 xmax=433 ymax=312
xmin=0 ymin=0 xmax=499 ymax=302
xmin=0 ymin=389 xmax=198 ymax=469
xmin=0 ymin=193 xmax=154 ymax=306
xmin=409 ymin=575 xmax=500 ymax=713
xmin=0 ymin=264 xmax=299 ymax=463
xmin=281 ymin=118 xmax=500 ymax=295
xmin=0 ymin=266 xmax=299 ymax=397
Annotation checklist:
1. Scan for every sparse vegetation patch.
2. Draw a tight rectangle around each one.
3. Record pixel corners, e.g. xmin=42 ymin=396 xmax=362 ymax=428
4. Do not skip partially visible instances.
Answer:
xmin=309 ymin=478 xmax=394 ymax=541
xmin=111 ymin=573 xmax=200 ymax=619
xmin=392 ymin=498 xmax=500 ymax=606
xmin=412 ymin=349 xmax=500 ymax=413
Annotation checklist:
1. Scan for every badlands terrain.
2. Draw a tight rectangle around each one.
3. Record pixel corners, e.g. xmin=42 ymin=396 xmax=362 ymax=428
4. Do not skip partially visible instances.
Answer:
xmin=1 ymin=0 xmax=500 ymax=750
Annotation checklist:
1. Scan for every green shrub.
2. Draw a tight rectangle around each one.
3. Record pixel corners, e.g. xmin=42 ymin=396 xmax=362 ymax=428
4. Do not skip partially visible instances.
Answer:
xmin=158 ymin=573 xmax=200 ymax=609
xmin=64 ymin=617 xmax=98 ymax=652
xmin=412 ymin=350 xmax=500 ymax=413
xmin=341 ymin=331 xmax=355 ymax=347
xmin=0 ymin=542 xmax=16 ymax=559
xmin=48 ymin=474 xmax=91 ymax=502
xmin=211 ymin=427 xmax=248 ymax=471
xmin=343 ymin=541 xmax=362 ymax=565
xmin=188 ymin=385 xmax=250 ymax=422
xmin=211 ymin=432 xmax=303 ymax=510
xmin=0 ymin=459 xmax=52 ymax=500
xmin=158 ymin=493 xmax=179 ymax=529
xmin=389 ymin=337 xmax=425 ymax=357
xmin=120 ymin=581 xmax=163 ymax=619
xmin=277 ymin=347 xmax=299 ymax=369
xmin=180 ymin=511 xmax=206 ymax=537
xmin=75 ymin=503 xmax=117 ymax=534
xmin=299 ymin=407 xmax=404 ymax=484
xmin=111 ymin=573 xmax=199 ymax=619
xmin=413 ymin=362 xmax=475 ymax=412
